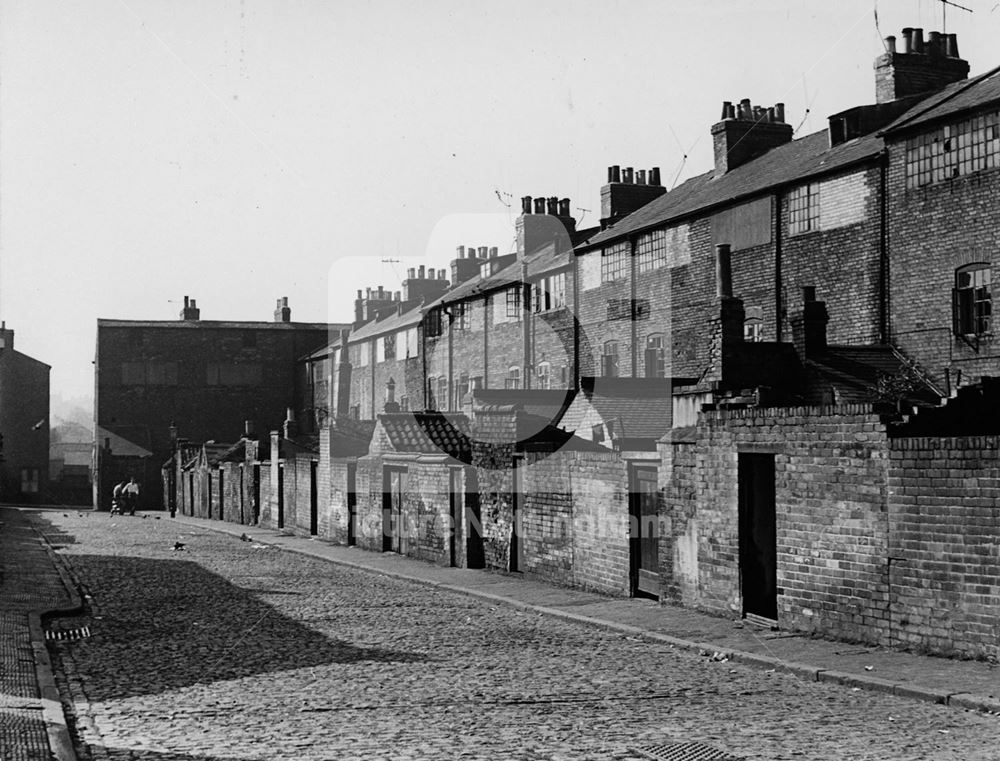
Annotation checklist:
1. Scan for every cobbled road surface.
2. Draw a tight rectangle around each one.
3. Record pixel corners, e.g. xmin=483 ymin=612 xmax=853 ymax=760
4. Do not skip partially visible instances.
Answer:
xmin=37 ymin=512 xmax=1000 ymax=761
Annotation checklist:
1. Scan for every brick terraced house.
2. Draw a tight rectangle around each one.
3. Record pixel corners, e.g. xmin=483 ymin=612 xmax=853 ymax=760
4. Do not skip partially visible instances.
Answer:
xmin=153 ymin=26 xmax=1000 ymax=658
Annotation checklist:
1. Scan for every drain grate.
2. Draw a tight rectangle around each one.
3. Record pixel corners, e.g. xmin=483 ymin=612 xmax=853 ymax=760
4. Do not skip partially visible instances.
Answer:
xmin=635 ymin=742 xmax=745 ymax=761
xmin=45 ymin=626 xmax=91 ymax=642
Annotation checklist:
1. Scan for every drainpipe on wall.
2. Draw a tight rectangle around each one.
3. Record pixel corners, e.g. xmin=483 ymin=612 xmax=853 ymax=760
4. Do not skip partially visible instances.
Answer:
xmin=447 ymin=306 xmax=455 ymax=410
xmin=774 ymin=191 xmax=783 ymax=343
xmin=879 ymin=150 xmax=890 ymax=344
xmin=629 ymin=235 xmax=638 ymax=377
xmin=522 ymin=260 xmax=531 ymax=389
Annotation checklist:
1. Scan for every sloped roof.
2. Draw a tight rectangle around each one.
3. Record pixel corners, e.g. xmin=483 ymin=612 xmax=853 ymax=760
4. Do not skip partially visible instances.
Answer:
xmin=880 ymin=66 xmax=1000 ymax=136
xmin=379 ymin=412 xmax=471 ymax=460
xmin=581 ymin=128 xmax=884 ymax=251
xmin=805 ymin=345 xmax=942 ymax=406
xmin=348 ymin=303 xmax=423 ymax=343
xmin=329 ymin=417 xmax=377 ymax=458
xmin=428 ymin=227 xmax=599 ymax=310
xmin=559 ymin=377 xmax=673 ymax=442
xmin=95 ymin=425 xmax=153 ymax=458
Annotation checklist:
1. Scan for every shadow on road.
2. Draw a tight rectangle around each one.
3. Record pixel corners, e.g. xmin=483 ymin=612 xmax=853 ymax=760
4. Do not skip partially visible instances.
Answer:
xmin=31 ymin=513 xmax=430 ymax=702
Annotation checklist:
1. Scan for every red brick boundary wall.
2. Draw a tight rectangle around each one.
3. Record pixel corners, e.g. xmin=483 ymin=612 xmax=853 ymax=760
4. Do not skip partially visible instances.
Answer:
xmin=887 ymin=435 xmax=1000 ymax=659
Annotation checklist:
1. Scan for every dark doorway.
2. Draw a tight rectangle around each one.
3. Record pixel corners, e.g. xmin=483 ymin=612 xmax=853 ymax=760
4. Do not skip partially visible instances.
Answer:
xmin=252 ymin=465 xmax=261 ymax=525
xmin=277 ymin=464 xmax=285 ymax=530
xmin=465 ymin=486 xmax=485 ymax=569
xmin=346 ymin=463 xmax=357 ymax=546
xmin=207 ymin=473 xmax=213 ymax=519
xmin=382 ymin=467 xmax=408 ymax=554
xmin=448 ymin=469 xmax=463 ymax=568
xmin=629 ymin=465 xmax=660 ymax=599
xmin=218 ymin=470 xmax=224 ymax=522
xmin=239 ymin=466 xmax=245 ymax=524
xmin=188 ymin=473 xmax=194 ymax=516
xmin=309 ymin=461 xmax=318 ymax=536
xmin=738 ymin=453 xmax=778 ymax=621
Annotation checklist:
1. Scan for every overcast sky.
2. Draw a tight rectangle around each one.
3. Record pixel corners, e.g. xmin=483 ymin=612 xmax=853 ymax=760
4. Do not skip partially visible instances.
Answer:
xmin=1 ymin=0 xmax=998 ymax=409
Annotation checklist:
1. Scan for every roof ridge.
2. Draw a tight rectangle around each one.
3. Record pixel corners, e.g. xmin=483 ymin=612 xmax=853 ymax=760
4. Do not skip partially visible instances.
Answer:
xmin=879 ymin=65 xmax=1000 ymax=134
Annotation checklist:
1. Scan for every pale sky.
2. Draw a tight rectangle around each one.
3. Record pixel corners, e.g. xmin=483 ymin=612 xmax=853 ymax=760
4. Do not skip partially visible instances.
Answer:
xmin=1 ymin=0 xmax=998 ymax=408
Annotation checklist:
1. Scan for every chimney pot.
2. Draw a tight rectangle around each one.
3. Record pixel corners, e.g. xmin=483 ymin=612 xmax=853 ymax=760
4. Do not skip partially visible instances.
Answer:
xmin=912 ymin=27 xmax=924 ymax=54
xmin=407 ymin=268 xmax=415 ymax=279
xmin=885 ymin=34 xmax=896 ymax=54
xmin=521 ymin=196 xmax=532 ymax=214
xmin=610 ymin=165 xmax=621 ymax=183
xmin=546 ymin=196 xmax=558 ymax=215
xmin=946 ymin=33 xmax=959 ymax=58
xmin=184 ymin=296 xmax=189 ymax=308
xmin=739 ymin=98 xmax=751 ymax=119
xmin=623 ymin=167 xmax=634 ymax=183
xmin=775 ymin=103 xmax=785 ymax=122
xmin=418 ymin=265 xmax=425 ymax=279
xmin=478 ymin=246 xmax=488 ymax=259
xmin=533 ymin=198 xmax=546 ymax=214
xmin=190 ymin=299 xmax=196 ymax=308
xmin=357 ymin=289 xmax=363 ymax=298
xmin=721 ymin=101 xmax=732 ymax=119
xmin=766 ymin=107 xmax=775 ymax=123
xmin=928 ymin=30 xmax=942 ymax=56
xmin=558 ymin=198 xmax=570 ymax=216
xmin=650 ymin=167 xmax=661 ymax=186
xmin=438 ymin=269 xmax=447 ymax=280
xmin=637 ymin=169 xmax=647 ymax=185
xmin=901 ymin=27 xmax=913 ymax=53
xmin=457 ymin=245 xmax=465 ymax=258
xmin=489 ymin=246 xmax=498 ymax=258
xmin=607 ymin=166 xmax=614 ymax=183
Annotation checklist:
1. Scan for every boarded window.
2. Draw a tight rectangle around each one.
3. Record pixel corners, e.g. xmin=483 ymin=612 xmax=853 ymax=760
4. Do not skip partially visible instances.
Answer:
xmin=711 ymin=197 xmax=772 ymax=251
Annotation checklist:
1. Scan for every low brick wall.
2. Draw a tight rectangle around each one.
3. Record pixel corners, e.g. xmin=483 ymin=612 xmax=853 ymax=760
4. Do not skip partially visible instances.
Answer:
xmin=665 ymin=404 xmax=891 ymax=644
xmin=521 ymin=450 xmax=630 ymax=597
xmin=887 ymin=435 xmax=1000 ymax=659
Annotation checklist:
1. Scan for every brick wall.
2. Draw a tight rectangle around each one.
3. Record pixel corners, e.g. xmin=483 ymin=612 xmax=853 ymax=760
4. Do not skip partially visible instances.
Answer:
xmin=887 ymin=435 xmax=1000 ymax=659
xmin=665 ymin=405 xmax=891 ymax=643
xmin=472 ymin=406 xmax=517 ymax=570
xmin=516 ymin=449 xmax=630 ymax=596
xmin=886 ymin=130 xmax=1000 ymax=387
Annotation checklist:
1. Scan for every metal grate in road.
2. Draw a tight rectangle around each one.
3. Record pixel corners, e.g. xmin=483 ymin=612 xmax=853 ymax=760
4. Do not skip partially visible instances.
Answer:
xmin=635 ymin=742 xmax=745 ymax=761
xmin=44 ymin=626 xmax=91 ymax=642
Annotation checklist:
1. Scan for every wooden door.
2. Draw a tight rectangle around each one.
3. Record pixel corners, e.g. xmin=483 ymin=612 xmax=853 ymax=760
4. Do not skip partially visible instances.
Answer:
xmin=347 ymin=463 xmax=357 ymax=546
xmin=739 ymin=453 xmax=777 ymax=621
xmin=382 ymin=467 xmax=408 ymax=554
xmin=629 ymin=465 xmax=660 ymax=599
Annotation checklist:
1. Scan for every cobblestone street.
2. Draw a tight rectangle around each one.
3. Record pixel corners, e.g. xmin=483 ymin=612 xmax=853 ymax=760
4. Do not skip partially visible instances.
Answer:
xmin=37 ymin=511 xmax=1000 ymax=761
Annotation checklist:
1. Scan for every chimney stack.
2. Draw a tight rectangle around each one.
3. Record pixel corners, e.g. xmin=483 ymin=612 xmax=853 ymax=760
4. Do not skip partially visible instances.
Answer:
xmin=712 ymin=98 xmax=793 ymax=177
xmin=874 ymin=27 xmax=969 ymax=104
xmin=283 ymin=407 xmax=297 ymax=440
xmin=790 ymin=287 xmax=829 ymax=359
xmin=715 ymin=245 xmax=733 ymax=298
xmin=180 ymin=295 xmax=201 ymax=321
xmin=274 ymin=296 xmax=291 ymax=323
xmin=600 ymin=165 xmax=666 ymax=228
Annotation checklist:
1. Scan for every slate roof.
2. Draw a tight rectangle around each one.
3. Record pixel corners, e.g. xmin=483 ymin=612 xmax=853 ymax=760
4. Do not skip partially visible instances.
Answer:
xmin=880 ymin=66 xmax=1000 ymax=135
xmin=559 ymin=377 xmax=673 ymax=442
xmin=95 ymin=425 xmax=153 ymax=458
xmin=428 ymin=227 xmax=599 ymax=310
xmin=580 ymin=128 xmax=884 ymax=251
xmin=349 ymin=303 xmax=423 ymax=343
xmin=805 ymin=345 xmax=943 ymax=406
xmin=329 ymin=417 xmax=377 ymax=458
xmin=379 ymin=412 xmax=471 ymax=460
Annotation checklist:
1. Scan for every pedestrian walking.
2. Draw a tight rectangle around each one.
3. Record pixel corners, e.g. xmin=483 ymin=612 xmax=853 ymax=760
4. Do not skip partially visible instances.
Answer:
xmin=111 ymin=481 xmax=126 ymax=515
xmin=124 ymin=478 xmax=140 ymax=515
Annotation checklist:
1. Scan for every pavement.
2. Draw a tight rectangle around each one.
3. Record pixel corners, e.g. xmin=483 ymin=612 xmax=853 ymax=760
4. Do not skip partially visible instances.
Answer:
xmin=169 ymin=512 xmax=1000 ymax=714
xmin=0 ymin=508 xmax=1000 ymax=761
xmin=0 ymin=507 xmax=83 ymax=761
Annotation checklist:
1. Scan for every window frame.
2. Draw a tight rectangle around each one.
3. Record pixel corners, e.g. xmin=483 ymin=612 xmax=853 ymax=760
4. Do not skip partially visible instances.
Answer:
xmin=601 ymin=242 xmax=629 ymax=283
xmin=953 ymin=263 xmax=992 ymax=337
xmin=602 ymin=340 xmax=620 ymax=378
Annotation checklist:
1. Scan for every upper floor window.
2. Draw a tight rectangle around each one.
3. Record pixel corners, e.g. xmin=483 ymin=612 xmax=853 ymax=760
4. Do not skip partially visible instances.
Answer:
xmin=644 ymin=334 xmax=665 ymax=378
xmin=455 ymin=373 xmax=470 ymax=407
xmin=425 ymin=309 xmax=443 ymax=338
xmin=505 ymin=287 xmax=522 ymax=320
xmin=404 ymin=327 xmax=419 ymax=358
xmin=533 ymin=272 xmax=567 ymax=312
xmin=505 ymin=365 xmax=521 ymax=390
xmin=426 ymin=376 xmax=439 ymax=410
xmin=601 ymin=242 xmax=629 ymax=283
xmin=636 ymin=230 xmax=668 ymax=273
xmin=456 ymin=302 xmax=472 ymax=330
xmin=399 ymin=395 xmax=409 ymax=412
xmin=437 ymin=377 xmax=449 ymax=410
xmin=954 ymin=263 xmax=992 ymax=337
xmin=536 ymin=361 xmax=551 ymax=389
xmin=744 ymin=317 xmax=763 ymax=343
xmin=906 ymin=110 xmax=1000 ymax=189
xmin=788 ymin=183 xmax=820 ymax=235
xmin=602 ymin=341 xmax=619 ymax=378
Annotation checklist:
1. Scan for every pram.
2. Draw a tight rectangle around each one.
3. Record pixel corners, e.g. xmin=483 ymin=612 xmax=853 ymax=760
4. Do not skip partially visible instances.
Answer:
xmin=110 ymin=497 xmax=123 ymax=515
